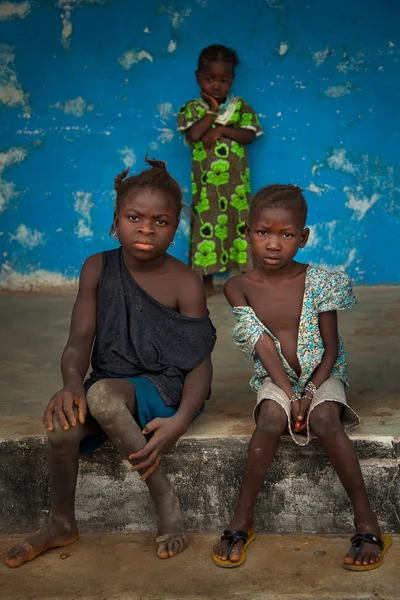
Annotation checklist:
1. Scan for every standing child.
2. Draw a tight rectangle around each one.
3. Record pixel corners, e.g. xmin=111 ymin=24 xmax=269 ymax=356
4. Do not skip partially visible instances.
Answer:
xmin=178 ymin=44 xmax=263 ymax=297
xmin=5 ymin=157 xmax=215 ymax=568
xmin=212 ymin=184 xmax=391 ymax=570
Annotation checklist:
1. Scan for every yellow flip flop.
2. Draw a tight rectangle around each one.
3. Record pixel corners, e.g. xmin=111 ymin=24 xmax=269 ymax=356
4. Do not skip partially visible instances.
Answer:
xmin=343 ymin=533 xmax=392 ymax=571
xmin=213 ymin=529 xmax=256 ymax=568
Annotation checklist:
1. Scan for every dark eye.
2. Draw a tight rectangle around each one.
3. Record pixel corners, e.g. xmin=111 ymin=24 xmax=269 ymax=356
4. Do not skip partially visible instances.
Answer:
xmin=257 ymin=230 xmax=267 ymax=236
xmin=128 ymin=215 xmax=139 ymax=222
xmin=283 ymin=233 xmax=293 ymax=239
xmin=156 ymin=219 xmax=167 ymax=226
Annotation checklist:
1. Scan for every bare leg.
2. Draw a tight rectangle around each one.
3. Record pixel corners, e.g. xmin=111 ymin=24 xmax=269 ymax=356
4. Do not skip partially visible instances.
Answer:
xmin=202 ymin=274 xmax=215 ymax=298
xmin=5 ymin=411 xmax=99 ymax=568
xmin=214 ymin=400 xmax=286 ymax=562
xmin=309 ymin=402 xmax=382 ymax=566
xmin=86 ymin=379 xmax=186 ymax=559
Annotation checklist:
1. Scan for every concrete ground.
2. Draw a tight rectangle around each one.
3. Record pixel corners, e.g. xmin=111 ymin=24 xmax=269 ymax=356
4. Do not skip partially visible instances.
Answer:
xmin=0 ymin=533 xmax=398 ymax=600
xmin=0 ymin=287 xmax=399 ymax=440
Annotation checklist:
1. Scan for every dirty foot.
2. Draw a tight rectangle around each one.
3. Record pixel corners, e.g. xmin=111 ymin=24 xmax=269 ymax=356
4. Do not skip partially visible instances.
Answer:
xmin=213 ymin=518 xmax=254 ymax=563
xmin=154 ymin=484 xmax=186 ymax=559
xmin=344 ymin=515 xmax=382 ymax=566
xmin=5 ymin=524 xmax=78 ymax=568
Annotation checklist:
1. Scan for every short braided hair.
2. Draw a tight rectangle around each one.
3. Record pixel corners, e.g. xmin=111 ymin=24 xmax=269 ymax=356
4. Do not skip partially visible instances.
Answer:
xmin=198 ymin=44 xmax=239 ymax=71
xmin=249 ymin=184 xmax=308 ymax=228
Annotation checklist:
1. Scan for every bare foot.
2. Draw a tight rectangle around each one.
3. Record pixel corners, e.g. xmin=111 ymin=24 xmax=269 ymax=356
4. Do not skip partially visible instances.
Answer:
xmin=5 ymin=524 xmax=78 ymax=568
xmin=213 ymin=518 xmax=253 ymax=563
xmin=344 ymin=515 xmax=383 ymax=566
xmin=153 ymin=484 xmax=187 ymax=559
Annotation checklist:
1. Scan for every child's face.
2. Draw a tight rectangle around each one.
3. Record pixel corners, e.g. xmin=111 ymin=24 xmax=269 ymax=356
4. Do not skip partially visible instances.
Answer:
xmin=196 ymin=60 xmax=234 ymax=103
xmin=247 ymin=206 xmax=309 ymax=270
xmin=114 ymin=189 xmax=179 ymax=261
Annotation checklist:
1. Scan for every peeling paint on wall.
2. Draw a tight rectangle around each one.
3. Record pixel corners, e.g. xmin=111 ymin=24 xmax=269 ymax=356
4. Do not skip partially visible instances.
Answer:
xmin=0 ymin=146 xmax=27 ymax=213
xmin=56 ymin=0 xmax=106 ymax=50
xmin=168 ymin=40 xmax=177 ymax=53
xmin=157 ymin=5 xmax=192 ymax=29
xmin=0 ymin=1 xmax=31 ymax=20
xmin=325 ymin=83 xmax=352 ymax=98
xmin=118 ymin=147 xmax=136 ymax=169
xmin=157 ymin=128 xmax=175 ymax=143
xmin=278 ymin=42 xmax=288 ymax=56
xmin=9 ymin=223 xmax=44 ymax=248
xmin=0 ymin=44 xmax=30 ymax=114
xmin=344 ymin=188 xmax=380 ymax=221
xmin=74 ymin=191 xmax=93 ymax=239
xmin=312 ymin=47 xmax=330 ymax=67
xmin=118 ymin=48 xmax=153 ymax=70
xmin=0 ymin=264 xmax=78 ymax=291
xmin=51 ymin=96 xmax=95 ymax=117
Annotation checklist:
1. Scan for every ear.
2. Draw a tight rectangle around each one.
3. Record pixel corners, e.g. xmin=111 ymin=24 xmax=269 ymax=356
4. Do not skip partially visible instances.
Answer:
xmin=299 ymin=227 xmax=310 ymax=249
xmin=113 ymin=211 xmax=119 ymax=231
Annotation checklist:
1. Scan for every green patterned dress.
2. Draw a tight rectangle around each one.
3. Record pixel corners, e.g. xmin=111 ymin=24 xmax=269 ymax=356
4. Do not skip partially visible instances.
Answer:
xmin=178 ymin=96 xmax=263 ymax=276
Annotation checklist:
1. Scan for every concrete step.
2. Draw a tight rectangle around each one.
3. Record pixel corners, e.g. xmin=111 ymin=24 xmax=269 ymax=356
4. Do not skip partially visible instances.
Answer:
xmin=1 ymin=434 xmax=399 ymax=534
xmin=1 ymin=533 xmax=398 ymax=600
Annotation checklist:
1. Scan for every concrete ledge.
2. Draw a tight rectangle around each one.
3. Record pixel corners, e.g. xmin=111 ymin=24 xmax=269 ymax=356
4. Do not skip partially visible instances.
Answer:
xmin=1 ymin=435 xmax=399 ymax=534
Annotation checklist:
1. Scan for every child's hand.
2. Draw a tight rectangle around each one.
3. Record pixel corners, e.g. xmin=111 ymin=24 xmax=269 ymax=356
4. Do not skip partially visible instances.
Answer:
xmin=201 ymin=91 xmax=219 ymax=113
xmin=291 ymin=396 xmax=311 ymax=434
xmin=43 ymin=385 xmax=87 ymax=432
xmin=203 ymin=126 xmax=224 ymax=150
xmin=129 ymin=415 xmax=187 ymax=481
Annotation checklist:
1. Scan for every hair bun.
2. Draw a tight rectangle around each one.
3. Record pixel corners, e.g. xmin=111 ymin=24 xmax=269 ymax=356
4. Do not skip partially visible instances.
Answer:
xmin=145 ymin=154 xmax=167 ymax=170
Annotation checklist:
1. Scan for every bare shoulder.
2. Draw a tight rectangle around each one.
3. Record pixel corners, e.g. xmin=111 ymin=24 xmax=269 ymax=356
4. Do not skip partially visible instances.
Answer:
xmin=79 ymin=253 xmax=103 ymax=288
xmin=224 ymin=273 xmax=254 ymax=306
xmin=167 ymin=256 xmax=207 ymax=317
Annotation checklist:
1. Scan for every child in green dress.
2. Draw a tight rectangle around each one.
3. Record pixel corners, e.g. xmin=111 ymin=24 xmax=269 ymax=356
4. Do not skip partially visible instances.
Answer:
xmin=178 ymin=45 xmax=263 ymax=297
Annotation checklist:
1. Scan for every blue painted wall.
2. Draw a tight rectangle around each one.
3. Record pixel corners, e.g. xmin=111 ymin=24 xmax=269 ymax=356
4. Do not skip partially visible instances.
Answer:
xmin=0 ymin=0 xmax=399 ymax=287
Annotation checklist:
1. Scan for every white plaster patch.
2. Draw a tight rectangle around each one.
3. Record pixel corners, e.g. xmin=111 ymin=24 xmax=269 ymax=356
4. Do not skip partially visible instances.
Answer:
xmin=0 ymin=1 xmax=31 ymax=20
xmin=176 ymin=212 xmax=190 ymax=239
xmin=312 ymin=47 xmax=330 ymax=67
xmin=279 ymin=42 xmax=288 ymax=56
xmin=325 ymin=84 xmax=352 ymax=98
xmin=56 ymin=0 xmax=105 ymax=50
xmin=327 ymin=148 xmax=356 ymax=174
xmin=0 ymin=264 xmax=78 ymax=290
xmin=307 ymin=221 xmax=338 ymax=249
xmin=118 ymin=48 xmax=153 ymax=70
xmin=51 ymin=96 xmax=92 ymax=117
xmin=266 ymin=0 xmax=283 ymax=10
xmin=9 ymin=223 xmax=44 ymax=248
xmin=118 ymin=147 xmax=136 ymax=169
xmin=157 ymin=102 xmax=173 ymax=121
xmin=336 ymin=52 xmax=365 ymax=73
xmin=344 ymin=187 xmax=380 ymax=221
xmin=0 ymin=146 xmax=27 ymax=212
xmin=168 ymin=40 xmax=177 ymax=53
xmin=0 ymin=44 xmax=30 ymax=114
xmin=158 ymin=5 xmax=191 ymax=29
xmin=307 ymin=183 xmax=334 ymax=196
xmin=157 ymin=128 xmax=174 ymax=144
xmin=149 ymin=141 xmax=159 ymax=152
xmin=73 ymin=191 xmax=93 ymax=239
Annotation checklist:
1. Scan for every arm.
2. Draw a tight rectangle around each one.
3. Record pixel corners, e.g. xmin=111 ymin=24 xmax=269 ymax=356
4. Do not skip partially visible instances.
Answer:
xmin=131 ymin=273 xmax=212 ymax=480
xmin=186 ymin=93 xmax=219 ymax=143
xmin=43 ymin=253 xmax=101 ymax=431
xmin=307 ymin=311 xmax=339 ymax=389
xmin=224 ymin=278 xmax=294 ymax=400
xmin=202 ymin=125 xmax=256 ymax=150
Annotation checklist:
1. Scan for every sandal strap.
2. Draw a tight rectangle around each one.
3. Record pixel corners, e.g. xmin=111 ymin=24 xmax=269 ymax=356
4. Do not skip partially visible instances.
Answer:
xmin=350 ymin=533 xmax=385 ymax=557
xmin=220 ymin=529 xmax=249 ymax=552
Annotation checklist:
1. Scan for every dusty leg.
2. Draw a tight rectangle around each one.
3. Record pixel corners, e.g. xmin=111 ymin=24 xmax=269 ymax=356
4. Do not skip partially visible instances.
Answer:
xmin=214 ymin=400 xmax=286 ymax=562
xmin=5 ymin=410 xmax=98 ymax=568
xmin=86 ymin=379 xmax=186 ymax=559
xmin=309 ymin=402 xmax=382 ymax=566
xmin=202 ymin=274 xmax=215 ymax=298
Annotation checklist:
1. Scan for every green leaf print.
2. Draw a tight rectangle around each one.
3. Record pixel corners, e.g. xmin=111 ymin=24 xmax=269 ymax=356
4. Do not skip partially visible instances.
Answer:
xmin=221 ymin=250 xmax=229 ymax=265
xmin=193 ymin=142 xmax=207 ymax=162
xmin=215 ymin=214 xmax=228 ymax=241
xmin=218 ymin=196 xmax=228 ymax=212
xmin=194 ymin=240 xmax=217 ymax=270
xmin=207 ymin=159 xmax=230 ymax=186
xmin=240 ymin=167 xmax=251 ymax=194
xmin=231 ymin=141 xmax=245 ymax=159
xmin=236 ymin=221 xmax=247 ymax=238
xmin=229 ymin=238 xmax=248 ymax=265
xmin=214 ymin=142 xmax=229 ymax=159
xmin=230 ymin=184 xmax=249 ymax=212
xmin=200 ymin=222 xmax=214 ymax=239
xmin=240 ymin=113 xmax=253 ymax=127
xmin=195 ymin=187 xmax=210 ymax=214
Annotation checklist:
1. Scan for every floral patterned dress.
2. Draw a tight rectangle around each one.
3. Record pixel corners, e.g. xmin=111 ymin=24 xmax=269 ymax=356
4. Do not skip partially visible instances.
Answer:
xmin=178 ymin=96 xmax=263 ymax=276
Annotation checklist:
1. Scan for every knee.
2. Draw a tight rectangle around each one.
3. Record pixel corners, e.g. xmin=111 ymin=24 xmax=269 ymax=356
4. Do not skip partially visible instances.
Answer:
xmin=257 ymin=400 xmax=287 ymax=435
xmin=47 ymin=408 xmax=83 ymax=447
xmin=309 ymin=403 xmax=343 ymax=438
xmin=86 ymin=379 xmax=118 ymax=422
